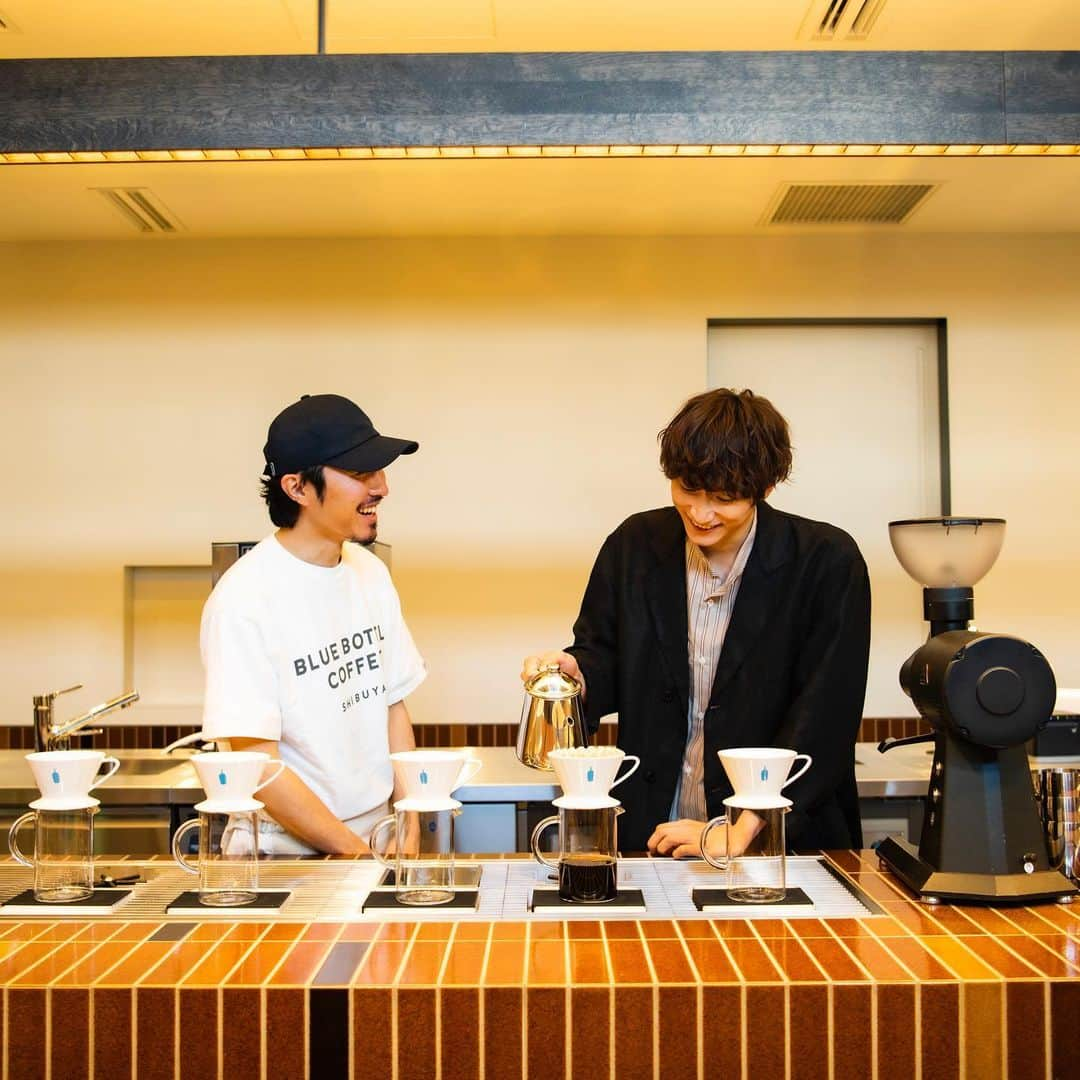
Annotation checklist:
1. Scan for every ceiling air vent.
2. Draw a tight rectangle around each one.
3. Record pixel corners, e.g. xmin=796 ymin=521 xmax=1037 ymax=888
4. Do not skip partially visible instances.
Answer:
xmin=800 ymin=0 xmax=888 ymax=41
xmin=94 ymin=188 xmax=182 ymax=234
xmin=767 ymin=183 xmax=936 ymax=225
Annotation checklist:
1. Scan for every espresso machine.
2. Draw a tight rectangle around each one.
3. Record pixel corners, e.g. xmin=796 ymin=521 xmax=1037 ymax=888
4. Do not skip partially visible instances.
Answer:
xmin=876 ymin=517 xmax=1077 ymax=905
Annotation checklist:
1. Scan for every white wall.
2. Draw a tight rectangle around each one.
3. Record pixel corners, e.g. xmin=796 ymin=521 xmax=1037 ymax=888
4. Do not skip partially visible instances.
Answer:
xmin=1 ymin=233 xmax=1078 ymax=729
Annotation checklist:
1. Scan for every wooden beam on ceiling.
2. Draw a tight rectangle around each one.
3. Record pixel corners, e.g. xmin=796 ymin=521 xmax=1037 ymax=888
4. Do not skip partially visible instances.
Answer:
xmin=0 ymin=52 xmax=1078 ymax=153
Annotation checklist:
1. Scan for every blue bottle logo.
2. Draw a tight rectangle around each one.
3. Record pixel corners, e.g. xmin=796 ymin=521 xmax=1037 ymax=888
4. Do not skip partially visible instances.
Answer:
xmin=428 ymin=819 xmax=438 ymax=832
xmin=219 ymin=770 xmax=228 ymax=786
xmin=586 ymin=768 xmax=595 ymax=783
xmin=51 ymin=769 xmax=61 ymax=786
xmin=419 ymin=770 xmax=429 ymax=786
xmin=760 ymin=767 xmax=769 ymax=783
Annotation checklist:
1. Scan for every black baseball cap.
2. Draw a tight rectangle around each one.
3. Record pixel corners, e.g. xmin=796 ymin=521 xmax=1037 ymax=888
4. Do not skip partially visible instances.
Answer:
xmin=263 ymin=394 xmax=418 ymax=479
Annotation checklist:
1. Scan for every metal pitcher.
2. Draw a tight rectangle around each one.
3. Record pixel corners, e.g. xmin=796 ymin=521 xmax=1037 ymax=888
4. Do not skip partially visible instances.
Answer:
xmin=517 ymin=663 xmax=588 ymax=770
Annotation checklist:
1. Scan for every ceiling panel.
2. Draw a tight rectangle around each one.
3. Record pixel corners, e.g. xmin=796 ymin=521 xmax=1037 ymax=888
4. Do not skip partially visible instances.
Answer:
xmin=0 ymin=1 xmax=315 ymax=59
xmin=2 ymin=1 xmax=1079 ymax=57
xmin=2 ymin=156 xmax=1078 ymax=240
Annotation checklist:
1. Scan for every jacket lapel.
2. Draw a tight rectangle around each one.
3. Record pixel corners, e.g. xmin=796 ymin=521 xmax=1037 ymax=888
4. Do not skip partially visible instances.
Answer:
xmin=708 ymin=501 xmax=794 ymax=701
xmin=644 ymin=513 xmax=690 ymax=714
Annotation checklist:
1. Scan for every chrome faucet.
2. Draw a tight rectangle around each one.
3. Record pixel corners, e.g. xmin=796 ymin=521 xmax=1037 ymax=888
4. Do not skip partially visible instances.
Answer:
xmin=33 ymin=684 xmax=140 ymax=752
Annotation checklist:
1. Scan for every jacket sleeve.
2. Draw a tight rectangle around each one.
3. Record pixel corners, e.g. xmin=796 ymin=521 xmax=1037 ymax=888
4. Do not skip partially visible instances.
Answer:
xmin=773 ymin=542 xmax=872 ymax=844
xmin=566 ymin=531 xmax=622 ymax=733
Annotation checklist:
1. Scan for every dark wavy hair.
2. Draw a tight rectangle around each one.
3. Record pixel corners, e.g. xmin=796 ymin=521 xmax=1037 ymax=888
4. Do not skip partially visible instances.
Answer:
xmin=659 ymin=389 xmax=792 ymax=501
xmin=259 ymin=465 xmax=327 ymax=528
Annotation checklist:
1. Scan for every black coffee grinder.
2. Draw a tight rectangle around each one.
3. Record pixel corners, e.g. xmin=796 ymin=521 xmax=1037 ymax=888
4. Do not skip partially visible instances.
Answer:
xmin=876 ymin=517 xmax=1077 ymax=905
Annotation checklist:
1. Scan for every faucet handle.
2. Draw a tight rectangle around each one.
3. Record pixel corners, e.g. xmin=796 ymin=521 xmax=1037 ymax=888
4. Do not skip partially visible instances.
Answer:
xmin=68 ymin=728 xmax=103 ymax=740
xmin=49 ymin=684 xmax=84 ymax=701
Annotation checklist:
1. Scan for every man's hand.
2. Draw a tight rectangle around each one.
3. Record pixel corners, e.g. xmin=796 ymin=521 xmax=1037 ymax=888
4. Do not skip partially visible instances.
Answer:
xmin=647 ymin=819 xmax=710 ymax=859
xmin=521 ymin=651 xmax=584 ymax=690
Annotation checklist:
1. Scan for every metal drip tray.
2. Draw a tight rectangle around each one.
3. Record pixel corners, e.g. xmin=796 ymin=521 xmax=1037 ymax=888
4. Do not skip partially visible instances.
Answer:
xmin=0 ymin=857 xmax=884 ymax=923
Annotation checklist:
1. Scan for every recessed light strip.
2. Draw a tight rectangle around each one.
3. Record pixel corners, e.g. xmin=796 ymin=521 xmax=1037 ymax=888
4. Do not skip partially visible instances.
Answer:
xmin=2 ymin=144 xmax=1078 ymax=164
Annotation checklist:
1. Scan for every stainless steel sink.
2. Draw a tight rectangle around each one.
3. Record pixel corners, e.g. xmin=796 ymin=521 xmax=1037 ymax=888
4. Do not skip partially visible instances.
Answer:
xmin=117 ymin=759 xmax=186 ymax=776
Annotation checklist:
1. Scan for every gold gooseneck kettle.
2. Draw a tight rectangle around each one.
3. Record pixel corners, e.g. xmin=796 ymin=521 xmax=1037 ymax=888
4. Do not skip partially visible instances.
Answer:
xmin=516 ymin=663 xmax=589 ymax=770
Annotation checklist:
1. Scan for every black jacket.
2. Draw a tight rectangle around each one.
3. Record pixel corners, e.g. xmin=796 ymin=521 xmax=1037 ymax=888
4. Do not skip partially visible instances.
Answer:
xmin=566 ymin=501 xmax=871 ymax=853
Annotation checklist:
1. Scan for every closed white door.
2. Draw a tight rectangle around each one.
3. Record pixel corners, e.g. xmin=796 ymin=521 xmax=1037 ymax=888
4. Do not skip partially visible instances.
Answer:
xmin=707 ymin=321 xmax=942 ymax=717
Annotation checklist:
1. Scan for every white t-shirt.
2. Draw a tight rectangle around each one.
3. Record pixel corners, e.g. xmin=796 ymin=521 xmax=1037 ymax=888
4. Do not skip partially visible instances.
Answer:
xmin=200 ymin=535 xmax=426 ymax=822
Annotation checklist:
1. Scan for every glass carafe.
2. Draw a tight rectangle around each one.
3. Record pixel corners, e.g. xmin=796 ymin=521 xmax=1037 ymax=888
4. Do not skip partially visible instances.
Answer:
xmin=531 ymin=803 xmax=624 ymax=903
xmin=8 ymin=806 xmax=96 ymax=903
xmin=172 ymin=809 xmax=260 ymax=906
xmin=701 ymin=800 xmax=789 ymax=904
xmin=369 ymin=803 xmax=462 ymax=905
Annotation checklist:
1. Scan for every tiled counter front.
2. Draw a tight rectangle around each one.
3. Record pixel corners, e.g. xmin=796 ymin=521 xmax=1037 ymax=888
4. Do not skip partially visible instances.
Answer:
xmin=1 ymin=852 xmax=1079 ymax=1080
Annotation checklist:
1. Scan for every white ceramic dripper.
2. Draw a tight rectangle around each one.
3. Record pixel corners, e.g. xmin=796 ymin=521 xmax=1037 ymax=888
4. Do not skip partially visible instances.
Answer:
xmin=547 ymin=747 xmax=640 ymax=807
xmin=389 ymin=750 xmax=481 ymax=806
xmin=25 ymin=750 xmax=120 ymax=810
xmin=188 ymin=751 xmax=285 ymax=812
xmin=716 ymin=747 xmax=812 ymax=805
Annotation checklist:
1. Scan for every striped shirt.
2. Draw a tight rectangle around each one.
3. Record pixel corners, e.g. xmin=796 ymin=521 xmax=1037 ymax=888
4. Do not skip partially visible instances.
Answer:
xmin=671 ymin=511 xmax=758 ymax=821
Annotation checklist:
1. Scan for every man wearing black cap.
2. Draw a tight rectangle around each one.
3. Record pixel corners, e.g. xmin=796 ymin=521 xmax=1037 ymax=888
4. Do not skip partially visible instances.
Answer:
xmin=200 ymin=394 xmax=425 ymax=854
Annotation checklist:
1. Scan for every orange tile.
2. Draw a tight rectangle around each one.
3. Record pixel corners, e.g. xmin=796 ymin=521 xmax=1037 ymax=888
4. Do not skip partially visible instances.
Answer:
xmin=97 ymin=942 xmax=177 ymax=986
xmin=526 ymin=940 xmax=566 ymax=985
xmin=646 ymin=939 xmax=696 ymax=983
xmin=840 ymin=937 xmax=915 ymax=981
xmin=222 ymin=923 xmax=269 ymax=941
xmin=190 ymin=922 xmax=235 ymax=942
xmin=601 ymin=921 xmax=642 ymax=940
xmin=482 ymin=941 xmax=524 ymax=986
xmin=226 ymin=941 xmax=294 ymax=985
xmin=338 ymin=923 xmax=381 ymax=942
xmin=374 ymin=922 xmax=415 ymax=942
xmin=880 ymin=938 xmax=958 ymax=982
xmin=843 ymin=871 xmax=912 ymax=904
xmin=416 ymin=922 xmax=454 ymax=941
xmin=725 ymin=938 xmax=784 ymax=982
xmin=302 ymin=922 xmax=343 ymax=940
xmin=138 ymin=940 xmax=212 ymax=987
xmin=351 ymin=940 xmax=410 ymax=986
xmin=397 ymin=941 xmax=448 ymax=986
xmin=54 ymin=942 xmax=142 ymax=986
xmin=1027 ymin=904 xmax=1080 ymax=932
xmin=566 ymin=920 xmax=604 ymax=939
xmin=798 ymin=939 xmax=868 ymax=981
xmin=73 ymin=922 xmax=127 ymax=943
xmin=917 ymin=905 xmax=985 ymax=935
xmin=110 ymin=922 xmax=162 ymax=942
xmin=0 ymin=941 xmax=68 ymax=982
xmin=676 ymin=919 xmax=717 ymax=939
xmin=10 ymin=941 xmax=101 ymax=985
xmin=876 ymin=902 xmax=950 ymax=936
xmin=607 ymin=939 xmax=653 ymax=984
xmin=750 ymin=918 xmax=797 ymax=938
xmin=262 ymin=923 xmax=306 ymax=942
xmin=761 ymin=937 xmax=827 ymax=982
xmin=639 ymin=919 xmax=679 ymax=939
xmin=953 ymin=905 xmax=1027 ymax=935
xmin=995 ymin=907 xmax=1067 ymax=934
xmin=568 ymin=941 xmax=609 ymax=985
xmin=961 ymin=935 xmax=1044 ymax=978
xmin=267 ymin=940 xmax=334 ymax=985
xmin=1003 ymin=934 xmax=1080 ymax=978
xmin=528 ymin=921 xmax=564 ymax=940
xmin=454 ymin=921 xmax=493 ymax=941
xmin=31 ymin=923 xmax=90 ymax=942
xmin=813 ymin=918 xmax=865 ymax=938
xmin=443 ymin=940 xmax=489 ymax=986
xmin=708 ymin=919 xmax=758 ymax=939
xmin=182 ymin=941 xmax=254 ymax=985
xmin=920 ymin=937 xmax=1000 ymax=981
xmin=684 ymin=940 xmax=739 ymax=983
xmin=964 ymin=983 xmax=1004 ymax=1079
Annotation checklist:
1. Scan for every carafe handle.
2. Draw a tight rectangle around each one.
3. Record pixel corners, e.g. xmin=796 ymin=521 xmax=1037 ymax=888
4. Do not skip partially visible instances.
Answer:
xmin=171 ymin=818 xmax=201 ymax=875
xmin=367 ymin=814 xmax=397 ymax=868
xmin=7 ymin=811 xmax=35 ymax=868
xmin=700 ymin=814 xmax=729 ymax=871
xmin=530 ymin=815 xmax=560 ymax=870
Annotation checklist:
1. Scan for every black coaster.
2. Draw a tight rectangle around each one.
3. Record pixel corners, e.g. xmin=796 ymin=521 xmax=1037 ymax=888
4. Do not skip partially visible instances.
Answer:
xmin=361 ymin=889 xmax=479 ymax=912
xmin=529 ymin=888 xmax=647 ymax=913
xmin=378 ymin=865 xmax=482 ymax=889
xmin=165 ymin=890 xmax=291 ymax=915
xmin=692 ymin=886 xmax=813 ymax=911
xmin=0 ymin=888 xmax=133 ymax=916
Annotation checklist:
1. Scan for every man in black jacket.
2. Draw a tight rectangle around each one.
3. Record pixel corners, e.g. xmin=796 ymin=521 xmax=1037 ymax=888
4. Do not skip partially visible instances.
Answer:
xmin=523 ymin=389 xmax=871 ymax=856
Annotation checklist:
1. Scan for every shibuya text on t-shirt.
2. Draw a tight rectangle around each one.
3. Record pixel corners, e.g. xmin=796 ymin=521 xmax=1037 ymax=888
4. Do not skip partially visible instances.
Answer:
xmin=199 ymin=536 xmax=426 ymax=821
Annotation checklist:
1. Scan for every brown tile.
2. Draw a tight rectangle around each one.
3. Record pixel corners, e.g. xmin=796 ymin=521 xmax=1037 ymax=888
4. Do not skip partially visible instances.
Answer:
xmin=484 ymin=987 xmax=524 ymax=1079
xmin=1050 ymin=980 xmax=1080 ymax=1078
xmin=482 ymin=941 xmax=523 ymax=986
xmin=833 ymin=984 xmax=872 ymax=1080
xmin=92 ymin=988 xmax=132 ymax=1079
xmin=526 ymin=940 xmax=566 ymax=985
xmin=684 ymin=940 xmax=738 ymax=982
xmin=607 ymin=940 xmax=653 ymax=984
xmin=399 ymin=987 xmax=438 ymax=1080
xmin=352 ymin=940 xmax=410 ymax=986
xmin=135 ymin=987 xmax=175 ymax=1080
xmin=875 ymin=984 xmax=916 ymax=1080
xmin=222 ymin=987 xmax=262 ymax=1080
xmin=963 ymin=982 xmax=1003 ymax=1080
xmin=657 ymin=986 xmax=698 ymax=1079
xmin=920 ymin=983 xmax=960 ymax=1080
xmin=6 ymin=989 xmax=47 ymax=1080
xmin=526 ymin=986 xmax=566 ymax=1080
xmin=49 ymin=987 xmax=90 ymax=1080
xmin=1000 ymin=934 xmax=1080 ymax=978
xmin=179 ymin=988 xmax=218 ymax=1080
xmin=1004 ymin=981 xmax=1045 ymax=1076
xmin=639 ymin=919 xmax=679 ymax=939
xmin=440 ymin=987 xmax=481 ymax=1080
xmin=790 ymin=985 xmax=829 ymax=1080
xmin=266 ymin=988 xmax=306 ymax=1079
xmin=702 ymin=985 xmax=741 ymax=1080
xmin=566 ymin=920 xmax=603 ymax=939
xmin=746 ymin=985 xmax=785 ymax=1079
xmin=571 ymin=986 xmax=610 ymax=1079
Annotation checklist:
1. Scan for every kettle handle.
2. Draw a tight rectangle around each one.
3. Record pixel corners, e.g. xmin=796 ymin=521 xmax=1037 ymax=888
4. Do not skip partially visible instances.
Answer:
xmin=530 ymin=815 xmax=560 ymax=870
